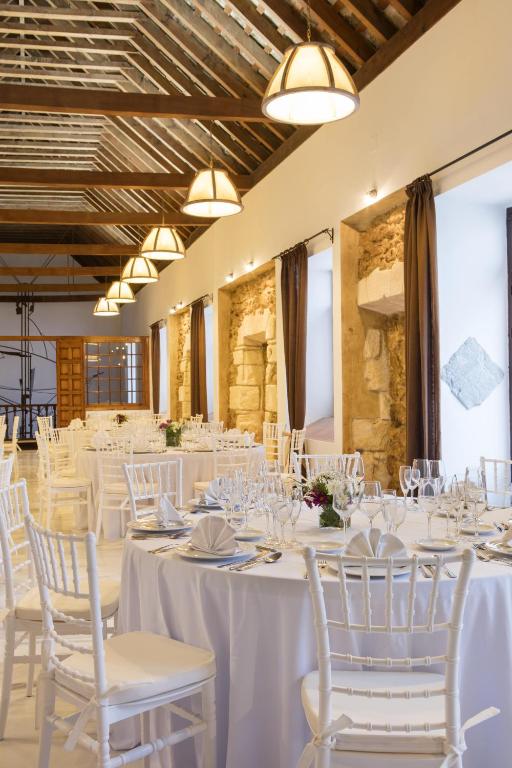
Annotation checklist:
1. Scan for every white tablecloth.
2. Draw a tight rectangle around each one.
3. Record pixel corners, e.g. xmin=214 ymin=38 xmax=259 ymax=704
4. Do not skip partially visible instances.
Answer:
xmin=78 ymin=445 xmax=265 ymax=539
xmin=116 ymin=507 xmax=511 ymax=768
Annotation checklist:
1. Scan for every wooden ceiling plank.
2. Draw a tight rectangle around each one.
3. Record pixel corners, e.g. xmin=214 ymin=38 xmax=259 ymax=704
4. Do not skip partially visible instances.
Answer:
xmin=0 ymin=53 xmax=129 ymax=72
xmin=385 ymin=0 xmax=421 ymax=21
xmin=230 ymin=0 xmax=291 ymax=54
xmin=0 ymin=208 xmax=213 ymax=226
xmin=0 ymin=242 xmax=138 ymax=255
xmin=0 ymin=83 xmax=267 ymax=121
xmin=0 ymin=21 xmax=134 ymax=40
xmin=295 ymin=0 xmax=375 ymax=65
xmin=0 ymin=38 xmax=133 ymax=54
xmin=0 ymin=5 xmax=141 ymax=23
xmin=0 ymin=283 xmax=105 ymax=293
xmin=0 ymin=68 xmax=133 ymax=84
xmin=337 ymin=0 xmax=397 ymax=42
xmin=0 ymin=266 xmax=120 ymax=276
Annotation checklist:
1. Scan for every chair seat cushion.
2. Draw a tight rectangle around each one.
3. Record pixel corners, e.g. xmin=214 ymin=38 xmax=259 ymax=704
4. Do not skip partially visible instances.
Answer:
xmin=49 ymin=476 xmax=91 ymax=489
xmin=55 ymin=631 xmax=215 ymax=705
xmin=16 ymin=578 xmax=119 ymax=622
xmin=302 ymin=670 xmax=447 ymax=755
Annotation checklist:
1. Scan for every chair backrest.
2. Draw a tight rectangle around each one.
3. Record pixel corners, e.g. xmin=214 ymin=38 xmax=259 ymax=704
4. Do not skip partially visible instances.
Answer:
xmin=37 ymin=415 xmax=53 ymax=436
xmin=9 ymin=415 xmax=19 ymax=446
xmin=123 ymin=459 xmax=183 ymax=520
xmin=303 ymin=545 xmax=475 ymax=753
xmin=0 ymin=413 xmax=5 ymax=427
xmin=287 ymin=427 xmax=306 ymax=472
xmin=293 ymin=452 xmax=362 ymax=481
xmin=98 ymin=440 xmax=133 ymax=490
xmin=0 ymin=480 xmax=34 ymax=611
xmin=262 ymin=422 xmax=286 ymax=465
xmin=0 ymin=424 xmax=6 ymax=455
xmin=213 ymin=445 xmax=253 ymax=478
xmin=24 ymin=507 xmax=107 ymax=699
xmin=0 ymin=455 xmax=14 ymax=489
xmin=480 ymin=456 xmax=512 ymax=507
xmin=198 ymin=421 xmax=224 ymax=434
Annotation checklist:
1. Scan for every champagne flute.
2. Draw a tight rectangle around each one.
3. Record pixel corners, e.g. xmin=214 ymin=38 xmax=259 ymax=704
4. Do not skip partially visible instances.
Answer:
xmin=359 ymin=481 xmax=383 ymax=529
xmin=418 ymin=477 xmax=438 ymax=540
xmin=289 ymin=485 xmax=303 ymax=544
xmin=382 ymin=489 xmax=397 ymax=533
xmin=399 ymin=466 xmax=412 ymax=502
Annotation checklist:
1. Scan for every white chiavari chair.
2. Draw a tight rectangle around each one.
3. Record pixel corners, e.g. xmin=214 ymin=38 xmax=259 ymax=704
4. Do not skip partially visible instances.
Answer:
xmin=300 ymin=546 xmax=499 ymax=768
xmin=0 ymin=455 xmax=14 ymax=489
xmin=95 ymin=438 xmax=133 ymax=539
xmin=193 ymin=434 xmax=255 ymax=496
xmin=25 ymin=513 xmax=215 ymax=768
xmin=36 ymin=434 xmax=93 ymax=530
xmin=287 ymin=427 xmax=306 ymax=473
xmin=480 ymin=456 xmax=512 ymax=508
xmin=2 ymin=416 xmax=20 ymax=479
xmin=37 ymin=415 xmax=53 ymax=438
xmin=263 ymin=421 xmax=286 ymax=466
xmin=0 ymin=480 xmax=119 ymax=740
xmin=123 ymin=459 xmax=183 ymax=522
xmin=0 ymin=413 xmax=5 ymax=427
xmin=292 ymin=452 xmax=362 ymax=482
xmin=198 ymin=421 xmax=224 ymax=434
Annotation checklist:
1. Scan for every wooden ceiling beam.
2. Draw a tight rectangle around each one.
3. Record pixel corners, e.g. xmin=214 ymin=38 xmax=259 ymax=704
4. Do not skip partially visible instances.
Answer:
xmin=0 ymin=208 xmax=213 ymax=226
xmin=0 ymin=68 xmax=132 ymax=85
xmin=0 ymin=22 xmax=134 ymax=40
xmin=0 ymin=243 xmax=137 ymax=255
xmin=385 ymin=0 xmax=422 ymax=21
xmin=230 ymin=0 xmax=291 ymax=54
xmin=0 ymin=266 xmax=119 ymax=277
xmin=337 ymin=0 xmax=397 ymax=43
xmin=295 ymin=0 xmax=374 ymax=65
xmin=0 ymin=83 xmax=267 ymax=121
xmin=0 ymin=5 xmax=141 ymax=23
xmin=0 ymin=168 xmax=253 ymax=191
xmin=0 ymin=38 xmax=133 ymax=55
xmin=0 ymin=283 xmax=104 ymax=293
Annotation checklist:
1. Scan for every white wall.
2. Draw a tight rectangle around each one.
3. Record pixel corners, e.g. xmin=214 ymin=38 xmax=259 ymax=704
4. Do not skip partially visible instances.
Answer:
xmin=436 ymin=163 xmax=512 ymax=475
xmin=121 ymin=0 xmax=512 ymax=449
xmin=305 ymin=248 xmax=334 ymax=430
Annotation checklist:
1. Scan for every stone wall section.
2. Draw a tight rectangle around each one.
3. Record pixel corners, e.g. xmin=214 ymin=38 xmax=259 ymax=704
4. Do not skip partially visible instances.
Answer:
xmin=175 ymin=310 xmax=191 ymax=420
xmin=342 ymin=203 xmax=406 ymax=488
xmin=227 ymin=267 xmax=277 ymax=440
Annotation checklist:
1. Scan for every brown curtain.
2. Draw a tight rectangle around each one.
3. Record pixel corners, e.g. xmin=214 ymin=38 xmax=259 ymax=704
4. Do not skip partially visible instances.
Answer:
xmin=190 ymin=300 xmax=208 ymax=421
xmin=404 ymin=175 xmax=441 ymax=464
xmin=150 ymin=321 xmax=160 ymax=414
xmin=281 ymin=242 xmax=308 ymax=430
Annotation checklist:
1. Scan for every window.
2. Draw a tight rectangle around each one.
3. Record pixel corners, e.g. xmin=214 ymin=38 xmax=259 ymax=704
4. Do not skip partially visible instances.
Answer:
xmin=204 ymin=303 xmax=214 ymax=420
xmin=305 ymin=248 xmax=334 ymax=441
xmin=159 ymin=324 xmax=168 ymax=414
xmin=86 ymin=340 xmax=146 ymax=407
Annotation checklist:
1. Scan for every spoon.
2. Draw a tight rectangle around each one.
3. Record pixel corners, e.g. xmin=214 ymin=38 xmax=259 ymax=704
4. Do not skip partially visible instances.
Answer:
xmin=231 ymin=551 xmax=282 ymax=572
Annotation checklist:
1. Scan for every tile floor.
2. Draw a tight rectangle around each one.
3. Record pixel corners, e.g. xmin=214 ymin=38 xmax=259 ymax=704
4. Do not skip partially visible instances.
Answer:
xmin=0 ymin=450 xmax=128 ymax=766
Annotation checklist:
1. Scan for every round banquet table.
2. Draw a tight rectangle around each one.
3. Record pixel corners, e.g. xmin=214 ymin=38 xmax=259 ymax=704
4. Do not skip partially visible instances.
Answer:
xmin=116 ymin=507 xmax=511 ymax=768
xmin=77 ymin=444 xmax=265 ymax=539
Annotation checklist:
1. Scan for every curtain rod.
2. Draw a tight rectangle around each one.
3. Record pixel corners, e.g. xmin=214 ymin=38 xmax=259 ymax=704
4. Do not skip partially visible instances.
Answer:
xmin=171 ymin=293 xmax=212 ymax=314
xmin=429 ymin=127 xmax=512 ymax=177
xmin=273 ymin=227 xmax=334 ymax=260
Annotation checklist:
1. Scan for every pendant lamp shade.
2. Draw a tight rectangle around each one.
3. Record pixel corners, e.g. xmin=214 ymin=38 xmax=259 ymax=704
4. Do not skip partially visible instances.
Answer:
xmin=181 ymin=167 xmax=243 ymax=218
xmin=262 ymin=42 xmax=359 ymax=125
xmin=121 ymin=256 xmax=159 ymax=284
xmin=106 ymin=280 xmax=135 ymax=304
xmin=141 ymin=225 xmax=186 ymax=261
xmin=93 ymin=297 xmax=120 ymax=317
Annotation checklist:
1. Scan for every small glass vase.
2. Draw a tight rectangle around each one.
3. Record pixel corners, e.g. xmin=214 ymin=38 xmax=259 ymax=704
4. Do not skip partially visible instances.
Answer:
xmin=319 ymin=504 xmax=351 ymax=529
xmin=166 ymin=428 xmax=181 ymax=447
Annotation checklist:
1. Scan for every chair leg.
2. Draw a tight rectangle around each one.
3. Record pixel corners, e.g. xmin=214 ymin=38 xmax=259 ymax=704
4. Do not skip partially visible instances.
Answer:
xmin=26 ymin=632 xmax=36 ymax=697
xmin=141 ymin=711 xmax=151 ymax=768
xmin=96 ymin=704 xmax=112 ymax=768
xmin=316 ymin=744 xmax=331 ymax=768
xmin=37 ymin=672 xmax=55 ymax=768
xmin=201 ymin=678 xmax=217 ymax=768
xmin=0 ymin=620 xmax=15 ymax=739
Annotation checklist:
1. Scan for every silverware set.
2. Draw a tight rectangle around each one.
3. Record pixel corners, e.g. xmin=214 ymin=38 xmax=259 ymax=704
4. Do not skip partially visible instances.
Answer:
xmin=420 ymin=563 xmax=456 ymax=579
xmin=216 ymin=545 xmax=282 ymax=571
xmin=303 ymin=560 xmax=328 ymax=579
xmin=473 ymin=541 xmax=512 ymax=566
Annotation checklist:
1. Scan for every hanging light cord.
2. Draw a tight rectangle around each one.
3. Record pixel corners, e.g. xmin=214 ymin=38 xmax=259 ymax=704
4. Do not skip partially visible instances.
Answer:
xmin=306 ymin=0 xmax=311 ymax=41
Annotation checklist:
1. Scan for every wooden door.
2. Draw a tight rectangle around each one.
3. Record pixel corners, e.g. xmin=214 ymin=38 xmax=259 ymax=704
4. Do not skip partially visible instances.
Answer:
xmin=56 ymin=338 xmax=85 ymax=427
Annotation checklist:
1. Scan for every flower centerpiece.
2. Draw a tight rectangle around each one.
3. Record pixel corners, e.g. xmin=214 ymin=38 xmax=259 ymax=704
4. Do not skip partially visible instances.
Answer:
xmin=304 ymin=472 xmax=356 ymax=528
xmin=159 ymin=419 xmax=183 ymax=447
xmin=115 ymin=413 xmax=128 ymax=425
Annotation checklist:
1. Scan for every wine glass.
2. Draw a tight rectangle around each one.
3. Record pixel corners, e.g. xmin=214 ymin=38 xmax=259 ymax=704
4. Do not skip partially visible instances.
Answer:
xmin=359 ymin=481 xmax=383 ymax=529
xmin=465 ymin=468 xmax=485 ymax=535
xmin=274 ymin=498 xmax=292 ymax=547
xmin=399 ymin=466 xmax=412 ymax=501
xmin=332 ymin=481 xmax=356 ymax=542
xmin=418 ymin=477 xmax=439 ymax=540
xmin=413 ymin=459 xmax=431 ymax=479
xmin=289 ymin=485 xmax=303 ymax=544
xmin=382 ymin=489 xmax=398 ymax=533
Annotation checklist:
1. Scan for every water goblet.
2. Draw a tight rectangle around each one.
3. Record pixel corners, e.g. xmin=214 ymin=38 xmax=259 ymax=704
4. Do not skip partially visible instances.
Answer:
xmin=382 ymin=489 xmax=397 ymax=533
xmin=399 ymin=466 xmax=412 ymax=502
xmin=359 ymin=481 xmax=383 ymax=529
xmin=289 ymin=485 xmax=303 ymax=544
xmin=418 ymin=477 xmax=439 ymax=540
xmin=413 ymin=459 xmax=431 ymax=479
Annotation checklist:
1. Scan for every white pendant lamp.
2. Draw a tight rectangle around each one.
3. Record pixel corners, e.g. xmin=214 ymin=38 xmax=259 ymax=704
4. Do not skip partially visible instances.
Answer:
xmin=120 ymin=255 xmax=158 ymax=284
xmin=121 ymin=255 xmax=159 ymax=284
xmin=106 ymin=279 xmax=136 ymax=304
xmin=262 ymin=3 xmax=359 ymax=126
xmin=181 ymin=166 xmax=243 ymax=218
xmin=141 ymin=225 xmax=186 ymax=261
xmin=93 ymin=297 xmax=120 ymax=317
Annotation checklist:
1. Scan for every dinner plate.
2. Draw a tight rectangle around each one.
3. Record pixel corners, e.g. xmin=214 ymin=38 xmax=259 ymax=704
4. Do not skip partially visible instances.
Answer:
xmin=460 ymin=522 xmax=495 ymax=536
xmin=328 ymin=562 xmax=411 ymax=579
xmin=127 ymin=517 xmax=192 ymax=534
xmin=175 ymin=542 xmax=255 ymax=562
xmin=416 ymin=537 xmax=457 ymax=552
xmin=301 ymin=539 xmax=344 ymax=555
xmin=234 ymin=528 xmax=266 ymax=542
xmin=188 ymin=498 xmax=223 ymax=511
xmin=485 ymin=540 xmax=512 ymax=557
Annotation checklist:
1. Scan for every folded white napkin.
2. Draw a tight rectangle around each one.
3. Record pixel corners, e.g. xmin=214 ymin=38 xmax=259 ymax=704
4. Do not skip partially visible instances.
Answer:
xmin=498 ymin=527 xmax=512 ymax=546
xmin=156 ymin=494 xmax=183 ymax=525
xmin=204 ymin=479 xmax=221 ymax=504
xmin=69 ymin=418 xmax=84 ymax=431
xmin=345 ymin=528 xmax=407 ymax=559
xmin=189 ymin=516 xmax=237 ymax=556
xmin=91 ymin=430 xmax=110 ymax=449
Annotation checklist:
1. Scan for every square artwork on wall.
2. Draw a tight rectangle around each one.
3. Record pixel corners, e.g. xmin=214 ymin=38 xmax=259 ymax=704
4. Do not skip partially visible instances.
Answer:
xmin=441 ymin=336 xmax=504 ymax=409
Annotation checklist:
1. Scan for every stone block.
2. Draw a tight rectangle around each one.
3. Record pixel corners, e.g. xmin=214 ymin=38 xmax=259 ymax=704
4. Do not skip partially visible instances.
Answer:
xmin=264 ymin=411 xmax=276 ymax=423
xmin=183 ymin=370 xmax=191 ymax=386
xmin=265 ymin=384 xmax=277 ymax=413
xmin=229 ymin=385 xmax=261 ymax=411
xmin=378 ymin=392 xmax=391 ymax=419
xmin=266 ymin=343 xmax=277 ymax=363
xmin=441 ymin=336 xmax=504 ymax=409
xmin=364 ymin=354 xmax=389 ymax=393
xmin=236 ymin=363 xmax=264 ymax=386
xmin=233 ymin=346 xmax=263 ymax=366
xmin=178 ymin=385 xmax=190 ymax=403
xmin=352 ymin=419 xmax=389 ymax=451
xmin=363 ymin=329 xmax=381 ymax=360
xmin=179 ymin=359 xmax=189 ymax=373
xmin=357 ymin=261 xmax=404 ymax=316
xmin=265 ymin=363 xmax=277 ymax=384
xmin=236 ymin=411 xmax=263 ymax=436
xmin=181 ymin=402 xmax=191 ymax=419
xmin=265 ymin=314 xmax=276 ymax=341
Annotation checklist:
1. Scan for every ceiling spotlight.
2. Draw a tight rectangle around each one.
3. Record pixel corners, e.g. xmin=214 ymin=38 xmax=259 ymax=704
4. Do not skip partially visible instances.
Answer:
xmin=225 ymin=272 xmax=234 ymax=283
xmin=176 ymin=300 xmax=183 ymax=310
xmin=245 ymin=260 xmax=255 ymax=273
xmin=364 ymin=188 xmax=379 ymax=205
xmin=169 ymin=306 xmax=176 ymax=315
